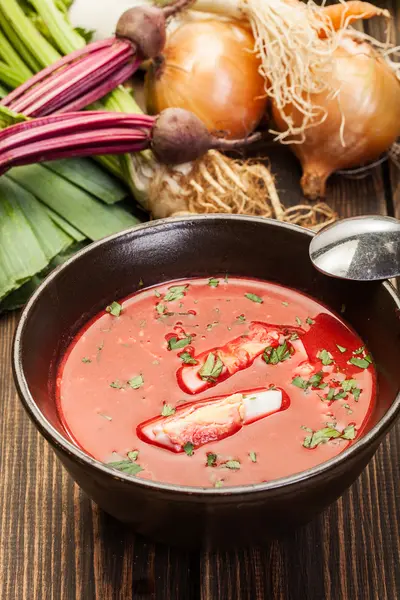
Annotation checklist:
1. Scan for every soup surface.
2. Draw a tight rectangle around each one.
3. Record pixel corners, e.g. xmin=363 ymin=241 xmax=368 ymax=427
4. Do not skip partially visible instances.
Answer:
xmin=57 ymin=277 xmax=376 ymax=488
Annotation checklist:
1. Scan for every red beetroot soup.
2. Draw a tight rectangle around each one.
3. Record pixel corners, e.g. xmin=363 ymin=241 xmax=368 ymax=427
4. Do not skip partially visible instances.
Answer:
xmin=57 ymin=277 xmax=376 ymax=488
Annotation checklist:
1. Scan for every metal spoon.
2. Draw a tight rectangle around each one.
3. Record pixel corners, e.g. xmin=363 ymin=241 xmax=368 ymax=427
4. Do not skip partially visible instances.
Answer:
xmin=309 ymin=215 xmax=400 ymax=281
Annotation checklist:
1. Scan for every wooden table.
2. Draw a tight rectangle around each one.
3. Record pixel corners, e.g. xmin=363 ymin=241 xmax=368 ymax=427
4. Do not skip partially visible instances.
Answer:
xmin=1 ymin=13 xmax=400 ymax=600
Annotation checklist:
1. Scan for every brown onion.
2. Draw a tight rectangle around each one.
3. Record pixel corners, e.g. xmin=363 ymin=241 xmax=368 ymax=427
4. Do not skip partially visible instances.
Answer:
xmin=272 ymin=36 xmax=400 ymax=199
xmin=145 ymin=19 xmax=267 ymax=140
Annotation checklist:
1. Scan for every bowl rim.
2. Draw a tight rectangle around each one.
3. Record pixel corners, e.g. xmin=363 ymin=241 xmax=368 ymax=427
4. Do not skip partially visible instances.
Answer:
xmin=12 ymin=214 xmax=400 ymax=497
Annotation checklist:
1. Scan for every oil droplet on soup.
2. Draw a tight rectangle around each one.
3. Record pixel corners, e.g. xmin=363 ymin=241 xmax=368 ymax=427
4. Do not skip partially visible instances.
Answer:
xmin=57 ymin=278 xmax=375 ymax=488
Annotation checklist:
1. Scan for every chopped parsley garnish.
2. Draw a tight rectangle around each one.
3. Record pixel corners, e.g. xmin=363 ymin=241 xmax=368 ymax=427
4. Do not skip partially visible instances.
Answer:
xmin=249 ymin=451 xmax=257 ymax=463
xmin=353 ymin=346 xmax=365 ymax=355
xmin=292 ymin=371 xmax=324 ymax=390
xmin=324 ymin=379 xmax=361 ymax=402
xmin=206 ymin=453 xmax=217 ymax=467
xmin=199 ymin=352 xmax=224 ymax=382
xmin=236 ymin=315 xmax=246 ymax=323
xmin=179 ymin=351 xmax=198 ymax=365
xmin=317 ymin=349 xmax=334 ymax=366
xmin=342 ymin=403 xmax=353 ymax=415
xmin=81 ymin=357 xmax=91 ymax=363
xmin=168 ymin=335 xmax=192 ymax=351
xmin=98 ymin=413 xmax=112 ymax=421
xmin=110 ymin=380 xmax=123 ymax=389
xmin=341 ymin=379 xmax=358 ymax=392
xmin=215 ymin=480 xmax=224 ymax=488
xmin=295 ymin=316 xmax=302 ymax=326
xmin=106 ymin=301 xmax=122 ymax=317
xmin=154 ymin=290 xmax=161 ymax=298
xmin=244 ymin=293 xmax=263 ymax=304
xmin=263 ymin=341 xmax=292 ymax=365
xmin=107 ymin=453 xmax=143 ymax=476
xmin=353 ymin=387 xmax=361 ymax=401
xmin=224 ymin=460 xmax=241 ymax=470
xmin=289 ymin=332 xmax=299 ymax=341
xmin=208 ymin=278 xmax=219 ymax=287
xmin=164 ymin=285 xmax=188 ymax=302
xmin=282 ymin=301 xmax=289 ymax=307
xmin=183 ymin=442 xmax=194 ymax=456
xmin=161 ymin=404 xmax=176 ymax=417
xmin=128 ymin=375 xmax=144 ymax=389
xmin=302 ymin=424 xmax=356 ymax=449
xmin=306 ymin=317 xmax=315 ymax=325
xmin=336 ymin=344 xmax=347 ymax=353
xmin=349 ymin=357 xmax=370 ymax=369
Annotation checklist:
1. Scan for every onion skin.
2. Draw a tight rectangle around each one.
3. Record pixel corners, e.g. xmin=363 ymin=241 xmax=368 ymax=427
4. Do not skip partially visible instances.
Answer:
xmin=145 ymin=19 xmax=267 ymax=140
xmin=272 ymin=36 xmax=400 ymax=199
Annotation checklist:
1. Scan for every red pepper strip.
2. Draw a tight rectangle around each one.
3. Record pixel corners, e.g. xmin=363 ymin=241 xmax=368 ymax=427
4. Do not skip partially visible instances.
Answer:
xmin=177 ymin=321 xmax=304 ymax=395
xmin=137 ymin=387 xmax=289 ymax=453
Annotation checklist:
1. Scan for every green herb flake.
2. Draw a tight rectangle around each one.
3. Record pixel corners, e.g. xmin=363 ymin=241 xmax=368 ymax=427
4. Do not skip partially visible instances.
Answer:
xmin=326 ymin=388 xmax=335 ymax=401
xmin=349 ymin=357 xmax=370 ymax=369
xmin=179 ymin=351 xmax=198 ymax=365
xmin=127 ymin=450 xmax=139 ymax=461
xmin=336 ymin=344 xmax=347 ymax=353
xmin=290 ymin=332 xmax=300 ymax=341
xmin=161 ymin=404 xmax=176 ymax=417
xmin=206 ymin=453 xmax=217 ymax=467
xmin=308 ymin=371 xmax=324 ymax=387
xmin=81 ymin=357 xmax=92 ymax=363
xmin=341 ymin=379 xmax=358 ymax=392
xmin=199 ymin=352 xmax=224 ymax=382
xmin=295 ymin=316 xmax=302 ymax=326
xmin=353 ymin=346 xmax=365 ymax=355
xmin=306 ymin=317 xmax=315 ymax=325
xmin=128 ymin=375 xmax=144 ymax=389
xmin=333 ymin=390 xmax=347 ymax=400
xmin=168 ymin=335 xmax=192 ymax=351
xmin=156 ymin=302 xmax=166 ymax=315
xmin=106 ymin=301 xmax=122 ymax=317
xmin=155 ymin=290 xmax=161 ymax=298
xmin=138 ymin=278 xmax=144 ymax=287
xmin=98 ymin=413 xmax=112 ymax=421
xmin=244 ymin=293 xmax=263 ymax=304
xmin=292 ymin=376 xmax=308 ymax=390
xmin=164 ymin=285 xmax=188 ymax=302
xmin=236 ymin=315 xmax=246 ymax=323
xmin=282 ymin=301 xmax=289 ymax=307
xmin=208 ymin=278 xmax=219 ymax=288
xmin=215 ymin=480 xmax=224 ymax=488
xmin=183 ymin=442 xmax=194 ymax=457
xmin=263 ymin=341 xmax=291 ymax=365
xmin=317 ymin=349 xmax=334 ymax=366
xmin=110 ymin=380 xmax=123 ymax=389
xmin=302 ymin=424 xmax=356 ymax=449
xmin=249 ymin=451 xmax=257 ymax=463
xmin=224 ymin=460 xmax=241 ymax=470
xmin=342 ymin=424 xmax=356 ymax=440
xmin=342 ymin=403 xmax=353 ymax=415
xmin=353 ymin=387 xmax=361 ymax=401
xmin=107 ymin=459 xmax=143 ymax=476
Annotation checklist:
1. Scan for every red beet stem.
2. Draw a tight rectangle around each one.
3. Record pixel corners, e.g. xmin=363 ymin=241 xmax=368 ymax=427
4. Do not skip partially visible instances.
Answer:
xmin=0 ymin=38 xmax=115 ymax=108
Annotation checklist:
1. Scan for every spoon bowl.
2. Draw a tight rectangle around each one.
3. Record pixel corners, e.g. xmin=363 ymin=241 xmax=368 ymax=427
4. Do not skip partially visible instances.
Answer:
xmin=309 ymin=215 xmax=400 ymax=281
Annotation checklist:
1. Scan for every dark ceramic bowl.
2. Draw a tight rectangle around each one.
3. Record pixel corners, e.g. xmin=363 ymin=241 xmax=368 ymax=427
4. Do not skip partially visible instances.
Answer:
xmin=13 ymin=216 xmax=400 ymax=548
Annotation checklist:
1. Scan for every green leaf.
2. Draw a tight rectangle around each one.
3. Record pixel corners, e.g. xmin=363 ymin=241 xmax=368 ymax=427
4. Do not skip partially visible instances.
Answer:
xmin=199 ymin=352 xmax=224 ymax=382
xmin=215 ymin=480 xmax=224 ymax=488
xmin=208 ymin=278 xmax=219 ymax=287
xmin=303 ymin=427 xmax=341 ymax=449
xmin=183 ymin=442 xmax=194 ymax=456
xmin=236 ymin=315 xmax=246 ymax=323
xmin=81 ymin=357 xmax=91 ymax=363
xmin=161 ymin=404 xmax=176 ymax=417
xmin=342 ymin=425 xmax=356 ymax=440
xmin=308 ymin=371 xmax=324 ymax=387
xmin=128 ymin=375 xmax=144 ymax=389
xmin=336 ymin=344 xmax=347 ymax=353
xmin=110 ymin=380 xmax=123 ymax=389
xmin=317 ymin=349 xmax=333 ymax=366
xmin=341 ymin=379 xmax=358 ymax=392
xmin=73 ymin=26 xmax=95 ymax=43
xmin=353 ymin=346 xmax=365 ymax=355
xmin=349 ymin=357 xmax=370 ymax=369
xmin=295 ymin=316 xmax=302 ymax=326
xmin=156 ymin=302 xmax=166 ymax=315
xmin=353 ymin=387 xmax=361 ymax=401
xmin=263 ymin=341 xmax=291 ymax=365
xmin=164 ymin=285 xmax=188 ymax=302
xmin=168 ymin=335 xmax=192 ymax=350
xmin=108 ymin=460 xmax=143 ymax=476
xmin=106 ymin=301 xmax=122 ymax=317
xmin=282 ymin=301 xmax=289 ymax=307
xmin=245 ymin=293 xmax=263 ymax=303
xmin=127 ymin=450 xmax=139 ymax=461
xmin=306 ymin=317 xmax=315 ymax=325
xmin=179 ymin=351 xmax=198 ymax=365
xmin=292 ymin=376 xmax=308 ymax=390
xmin=206 ymin=453 xmax=217 ymax=467
xmin=224 ymin=460 xmax=241 ymax=470
xmin=249 ymin=451 xmax=257 ymax=463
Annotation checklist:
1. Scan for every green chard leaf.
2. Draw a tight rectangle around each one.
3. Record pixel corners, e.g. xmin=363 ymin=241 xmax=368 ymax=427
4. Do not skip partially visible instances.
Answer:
xmin=199 ymin=352 xmax=224 ymax=382
xmin=244 ymin=293 xmax=263 ymax=304
xmin=168 ymin=335 xmax=192 ymax=351
xmin=164 ymin=285 xmax=188 ymax=302
xmin=184 ymin=442 xmax=194 ymax=456
xmin=161 ymin=404 xmax=176 ymax=417
xmin=128 ymin=375 xmax=144 ymax=389
xmin=208 ymin=278 xmax=219 ymax=287
xmin=106 ymin=301 xmax=122 ymax=317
